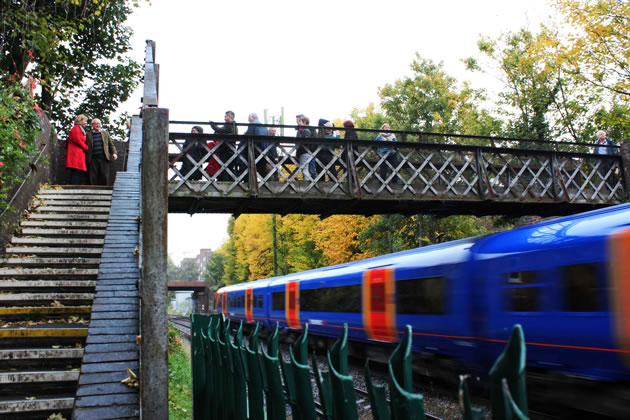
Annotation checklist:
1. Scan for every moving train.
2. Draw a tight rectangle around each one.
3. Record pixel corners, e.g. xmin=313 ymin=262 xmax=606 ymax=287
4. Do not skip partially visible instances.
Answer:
xmin=215 ymin=203 xmax=630 ymax=412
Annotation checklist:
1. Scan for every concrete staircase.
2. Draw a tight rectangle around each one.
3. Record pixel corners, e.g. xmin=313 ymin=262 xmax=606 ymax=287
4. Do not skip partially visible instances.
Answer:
xmin=0 ymin=185 xmax=112 ymax=419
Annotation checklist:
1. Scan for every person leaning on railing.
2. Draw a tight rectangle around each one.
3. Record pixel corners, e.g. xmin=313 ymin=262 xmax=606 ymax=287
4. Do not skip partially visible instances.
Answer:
xmin=594 ymin=129 xmax=619 ymax=188
xmin=295 ymin=114 xmax=316 ymax=181
xmin=209 ymin=110 xmax=237 ymax=181
xmin=376 ymin=123 xmax=399 ymax=184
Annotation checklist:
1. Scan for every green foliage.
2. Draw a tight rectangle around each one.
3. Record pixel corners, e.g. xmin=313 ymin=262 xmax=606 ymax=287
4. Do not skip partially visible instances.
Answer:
xmin=204 ymin=252 xmax=225 ymax=291
xmin=168 ymin=331 xmax=192 ymax=419
xmin=0 ymin=83 xmax=41 ymax=213
xmin=0 ymin=0 xmax=143 ymax=139
xmin=377 ymin=53 xmax=502 ymax=140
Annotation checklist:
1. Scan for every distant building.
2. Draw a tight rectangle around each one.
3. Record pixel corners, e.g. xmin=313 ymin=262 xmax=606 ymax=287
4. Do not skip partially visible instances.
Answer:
xmin=195 ymin=248 xmax=213 ymax=281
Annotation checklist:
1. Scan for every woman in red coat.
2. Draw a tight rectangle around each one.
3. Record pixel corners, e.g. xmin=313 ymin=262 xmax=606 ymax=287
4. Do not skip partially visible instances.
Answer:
xmin=66 ymin=114 xmax=89 ymax=185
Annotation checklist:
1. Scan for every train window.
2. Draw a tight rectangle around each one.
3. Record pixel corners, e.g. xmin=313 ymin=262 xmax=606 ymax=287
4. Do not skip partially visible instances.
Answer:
xmin=254 ymin=294 xmax=263 ymax=308
xmin=272 ymin=291 xmax=285 ymax=310
xmin=397 ymin=276 xmax=446 ymax=314
xmin=300 ymin=284 xmax=361 ymax=313
xmin=505 ymin=271 xmax=539 ymax=312
xmin=564 ymin=263 xmax=602 ymax=312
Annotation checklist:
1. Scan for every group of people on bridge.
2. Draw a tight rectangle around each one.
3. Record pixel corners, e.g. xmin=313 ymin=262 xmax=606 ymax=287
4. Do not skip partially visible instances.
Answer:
xmin=179 ymin=110 xmax=401 ymax=182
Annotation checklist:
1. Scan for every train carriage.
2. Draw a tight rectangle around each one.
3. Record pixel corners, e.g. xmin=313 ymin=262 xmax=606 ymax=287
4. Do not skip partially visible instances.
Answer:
xmin=216 ymin=203 xmax=630 ymax=385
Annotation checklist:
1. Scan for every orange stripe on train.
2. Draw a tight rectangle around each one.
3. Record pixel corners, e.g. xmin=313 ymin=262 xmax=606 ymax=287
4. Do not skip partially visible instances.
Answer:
xmin=362 ymin=268 xmax=397 ymax=342
xmin=245 ymin=288 xmax=254 ymax=323
xmin=286 ymin=281 xmax=300 ymax=329
xmin=609 ymin=227 xmax=630 ymax=366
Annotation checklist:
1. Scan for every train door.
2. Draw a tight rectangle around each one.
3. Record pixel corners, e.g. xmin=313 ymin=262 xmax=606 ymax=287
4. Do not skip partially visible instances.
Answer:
xmin=286 ymin=281 xmax=300 ymax=329
xmin=245 ymin=288 xmax=254 ymax=323
xmin=610 ymin=227 xmax=630 ymax=367
xmin=362 ymin=268 xmax=397 ymax=342
xmin=222 ymin=292 xmax=227 ymax=315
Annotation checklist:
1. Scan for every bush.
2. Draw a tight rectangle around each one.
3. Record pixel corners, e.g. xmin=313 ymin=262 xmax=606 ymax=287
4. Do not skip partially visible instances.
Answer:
xmin=0 ymin=82 xmax=41 ymax=213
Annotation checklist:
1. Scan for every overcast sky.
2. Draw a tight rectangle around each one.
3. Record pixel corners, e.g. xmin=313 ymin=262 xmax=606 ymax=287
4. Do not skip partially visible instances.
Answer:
xmin=119 ymin=0 xmax=554 ymax=264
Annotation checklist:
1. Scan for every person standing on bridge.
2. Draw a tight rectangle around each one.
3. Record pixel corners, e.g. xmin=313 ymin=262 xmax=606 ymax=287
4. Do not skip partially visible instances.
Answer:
xmin=210 ymin=110 xmax=237 ymax=181
xmin=376 ymin=123 xmax=400 ymax=185
xmin=65 ymin=114 xmax=89 ymax=185
xmin=594 ymin=130 xmax=618 ymax=189
xmin=85 ymin=118 xmax=118 ymax=186
xmin=296 ymin=115 xmax=315 ymax=181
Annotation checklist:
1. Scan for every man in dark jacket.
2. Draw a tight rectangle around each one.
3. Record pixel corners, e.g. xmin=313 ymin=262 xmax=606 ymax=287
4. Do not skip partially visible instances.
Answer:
xmin=210 ymin=110 xmax=237 ymax=181
xmin=85 ymin=118 xmax=118 ymax=186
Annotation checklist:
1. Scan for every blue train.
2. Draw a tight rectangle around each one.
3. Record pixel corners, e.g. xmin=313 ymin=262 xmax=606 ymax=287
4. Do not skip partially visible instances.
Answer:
xmin=216 ymin=203 xmax=630 ymax=395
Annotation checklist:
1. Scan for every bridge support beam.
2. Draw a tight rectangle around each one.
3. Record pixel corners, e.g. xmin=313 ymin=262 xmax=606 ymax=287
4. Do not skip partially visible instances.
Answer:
xmin=140 ymin=107 xmax=169 ymax=419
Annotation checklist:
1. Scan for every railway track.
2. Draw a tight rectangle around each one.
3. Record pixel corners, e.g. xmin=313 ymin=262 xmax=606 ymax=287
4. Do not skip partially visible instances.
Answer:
xmin=168 ymin=315 xmax=191 ymax=341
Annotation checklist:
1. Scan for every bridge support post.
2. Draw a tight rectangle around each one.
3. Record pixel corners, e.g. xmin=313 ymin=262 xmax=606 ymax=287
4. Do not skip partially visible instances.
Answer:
xmin=621 ymin=139 xmax=630 ymax=195
xmin=141 ymin=107 xmax=169 ymax=419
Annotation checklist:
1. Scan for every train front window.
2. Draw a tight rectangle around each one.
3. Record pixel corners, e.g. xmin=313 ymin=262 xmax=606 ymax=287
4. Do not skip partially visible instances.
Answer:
xmin=505 ymin=271 xmax=539 ymax=312
xmin=397 ymin=276 xmax=446 ymax=315
xmin=300 ymin=284 xmax=361 ymax=313
xmin=564 ymin=263 xmax=602 ymax=312
xmin=272 ymin=291 xmax=285 ymax=310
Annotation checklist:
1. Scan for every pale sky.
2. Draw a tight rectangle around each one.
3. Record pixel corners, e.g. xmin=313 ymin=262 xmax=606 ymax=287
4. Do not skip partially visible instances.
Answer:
xmin=119 ymin=0 xmax=554 ymax=264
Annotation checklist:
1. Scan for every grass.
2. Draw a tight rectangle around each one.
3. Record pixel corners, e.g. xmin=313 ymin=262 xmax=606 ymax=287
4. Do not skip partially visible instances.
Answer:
xmin=168 ymin=328 xmax=192 ymax=419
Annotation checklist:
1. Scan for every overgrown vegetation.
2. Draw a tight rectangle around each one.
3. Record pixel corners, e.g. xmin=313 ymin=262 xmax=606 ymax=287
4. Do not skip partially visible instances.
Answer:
xmin=168 ymin=327 xmax=192 ymax=419
xmin=0 ymin=0 xmax=144 ymax=139
xmin=0 ymin=83 xmax=41 ymax=213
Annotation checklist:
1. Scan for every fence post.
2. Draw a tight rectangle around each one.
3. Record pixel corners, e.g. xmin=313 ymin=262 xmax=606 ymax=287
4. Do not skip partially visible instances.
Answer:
xmin=141 ymin=107 xmax=169 ymax=419
xmin=488 ymin=324 xmax=528 ymax=420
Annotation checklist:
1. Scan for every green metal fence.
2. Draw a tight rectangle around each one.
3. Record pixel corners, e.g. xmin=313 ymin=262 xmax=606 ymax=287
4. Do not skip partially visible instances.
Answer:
xmin=190 ymin=314 xmax=527 ymax=420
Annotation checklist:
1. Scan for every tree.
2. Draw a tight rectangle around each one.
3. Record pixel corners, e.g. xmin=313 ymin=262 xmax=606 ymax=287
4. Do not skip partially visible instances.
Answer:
xmin=179 ymin=258 xmax=200 ymax=282
xmin=378 ymin=53 xmax=502 ymax=139
xmin=203 ymin=252 xmax=225 ymax=292
xmin=312 ymin=215 xmax=374 ymax=265
xmin=0 ymin=0 xmax=143 ymax=137
xmin=466 ymin=29 xmax=565 ymax=141
xmin=552 ymin=0 xmax=629 ymax=98
xmin=221 ymin=217 xmax=240 ymax=285
xmin=167 ymin=256 xmax=179 ymax=282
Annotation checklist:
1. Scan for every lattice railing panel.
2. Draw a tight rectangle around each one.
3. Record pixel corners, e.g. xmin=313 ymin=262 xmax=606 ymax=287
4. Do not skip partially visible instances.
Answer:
xmin=167 ymin=133 xmax=624 ymax=206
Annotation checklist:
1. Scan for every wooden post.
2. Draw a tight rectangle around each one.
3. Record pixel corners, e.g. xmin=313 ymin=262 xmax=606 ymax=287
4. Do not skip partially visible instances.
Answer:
xmin=141 ymin=107 xmax=169 ymax=419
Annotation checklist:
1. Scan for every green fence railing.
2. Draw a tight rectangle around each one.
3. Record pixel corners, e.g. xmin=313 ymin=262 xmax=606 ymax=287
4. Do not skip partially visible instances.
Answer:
xmin=190 ymin=313 xmax=527 ymax=420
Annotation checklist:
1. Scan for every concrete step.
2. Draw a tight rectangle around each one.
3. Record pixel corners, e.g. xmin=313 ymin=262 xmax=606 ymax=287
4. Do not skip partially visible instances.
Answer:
xmin=0 ymin=269 xmax=98 ymax=277
xmin=26 ymin=213 xmax=109 ymax=220
xmin=0 ymin=257 xmax=101 ymax=266
xmin=0 ymin=396 xmax=74 ymax=415
xmin=0 ymin=306 xmax=92 ymax=317
xmin=0 ymin=371 xmax=80 ymax=383
xmin=33 ymin=200 xmax=112 ymax=207
xmin=0 ymin=348 xmax=84 ymax=361
xmin=40 ymin=187 xmax=112 ymax=195
xmin=0 ymin=293 xmax=94 ymax=304
xmin=20 ymin=220 xmax=108 ymax=228
xmin=34 ymin=206 xmax=110 ymax=213
xmin=4 ymin=247 xmax=102 ymax=255
xmin=0 ymin=280 xmax=96 ymax=288
xmin=10 ymin=238 xmax=104 ymax=246
xmin=20 ymin=228 xmax=106 ymax=236
xmin=37 ymin=194 xmax=112 ymax=201
xmin=0 ymin=327 xmax=89 ymax=339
